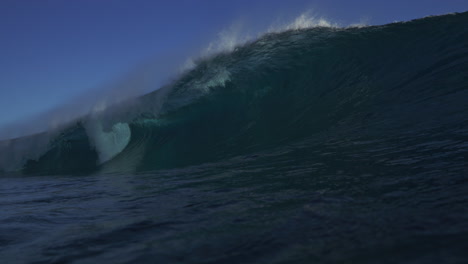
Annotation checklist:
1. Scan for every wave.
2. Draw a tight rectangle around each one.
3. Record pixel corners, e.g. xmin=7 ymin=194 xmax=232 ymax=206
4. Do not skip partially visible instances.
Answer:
xmin=1 ymin=12 xmax=467 ymax=175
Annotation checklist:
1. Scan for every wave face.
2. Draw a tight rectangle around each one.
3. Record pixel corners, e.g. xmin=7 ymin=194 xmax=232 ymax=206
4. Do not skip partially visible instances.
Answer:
xmin=1 ymin=12 xmax=468 ymax=175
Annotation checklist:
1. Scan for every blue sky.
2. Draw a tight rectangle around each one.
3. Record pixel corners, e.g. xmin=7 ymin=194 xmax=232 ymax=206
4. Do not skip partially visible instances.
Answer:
xmin=0 ymin=0 xmax=467 ymax=137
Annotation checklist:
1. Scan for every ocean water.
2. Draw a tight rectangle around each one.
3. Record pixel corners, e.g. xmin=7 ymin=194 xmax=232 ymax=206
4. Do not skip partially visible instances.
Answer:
xmin=1 ymin=12 xmax=468 ymax=263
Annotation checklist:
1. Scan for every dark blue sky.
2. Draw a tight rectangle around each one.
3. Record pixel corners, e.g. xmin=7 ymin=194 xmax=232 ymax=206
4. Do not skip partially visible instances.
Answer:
xmin=0 ymin=0 xmax=467 ymax=133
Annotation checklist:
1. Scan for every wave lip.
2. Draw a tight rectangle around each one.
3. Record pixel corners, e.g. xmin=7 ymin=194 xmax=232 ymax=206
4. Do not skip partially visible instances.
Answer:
xmin=87 ymin=122 xmax=131 ymax=164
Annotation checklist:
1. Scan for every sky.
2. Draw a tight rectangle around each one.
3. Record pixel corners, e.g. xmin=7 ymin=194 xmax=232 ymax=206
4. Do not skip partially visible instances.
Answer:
xmin=0 ymin=0 xmax=467 ymax=138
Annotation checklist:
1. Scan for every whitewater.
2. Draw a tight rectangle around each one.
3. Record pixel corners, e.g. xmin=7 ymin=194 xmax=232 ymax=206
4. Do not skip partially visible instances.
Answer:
xmin=0 ymin=12 xmax=467 ymax=264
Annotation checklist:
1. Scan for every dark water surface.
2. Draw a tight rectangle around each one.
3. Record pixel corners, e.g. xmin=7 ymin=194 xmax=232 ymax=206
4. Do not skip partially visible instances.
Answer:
xmin=2 ymin=132 xmax=467 ymax=263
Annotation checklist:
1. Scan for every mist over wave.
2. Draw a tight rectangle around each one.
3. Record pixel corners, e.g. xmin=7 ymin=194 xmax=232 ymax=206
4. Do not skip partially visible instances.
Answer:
xmin=1 ymin=11 xmax=334 ymax=141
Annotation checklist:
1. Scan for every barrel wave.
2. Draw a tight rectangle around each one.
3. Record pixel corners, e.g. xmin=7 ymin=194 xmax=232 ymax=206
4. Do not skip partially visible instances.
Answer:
xmin=1 ymin=12 xmax=468 ymax=264
xmin=1 ymin=13 xmax=467 ymax=175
